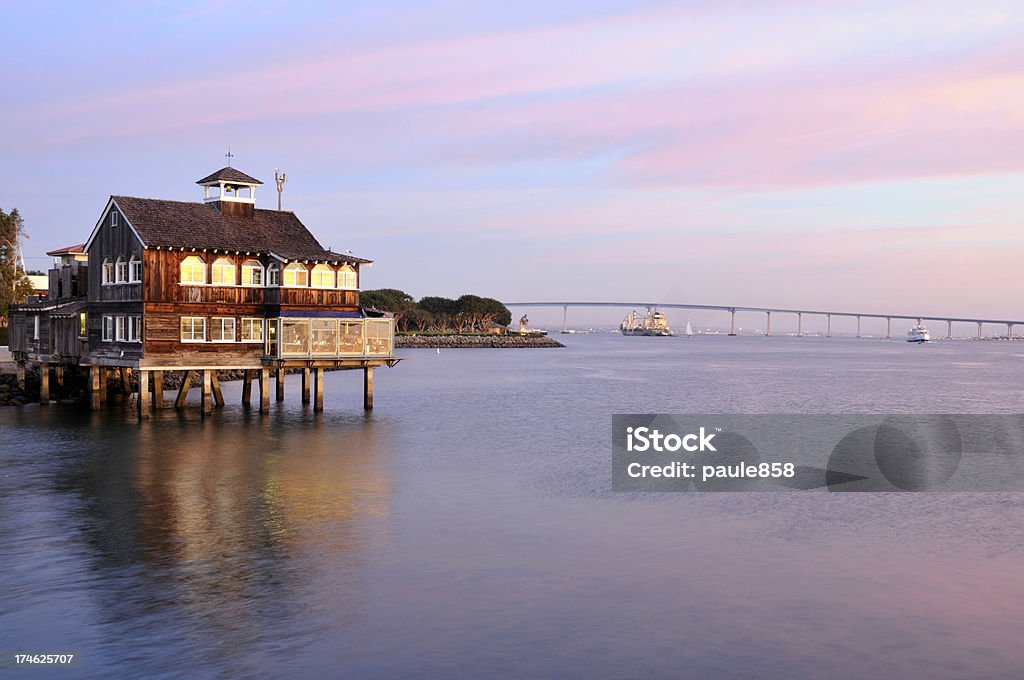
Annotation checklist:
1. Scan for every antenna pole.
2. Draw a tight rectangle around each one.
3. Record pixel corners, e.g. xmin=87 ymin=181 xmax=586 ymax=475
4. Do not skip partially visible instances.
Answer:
xmin=275 ymin=168 xmax=287 ymax=210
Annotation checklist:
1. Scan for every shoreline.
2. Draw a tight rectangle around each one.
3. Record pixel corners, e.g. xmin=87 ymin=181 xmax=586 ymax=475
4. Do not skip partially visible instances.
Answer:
xmin=396 ymin=335 xmax=564 ymax=349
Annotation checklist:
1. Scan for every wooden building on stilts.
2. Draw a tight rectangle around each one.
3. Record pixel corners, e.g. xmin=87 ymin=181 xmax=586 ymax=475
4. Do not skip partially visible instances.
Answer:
xmin=8 ymin=165 xmax=399 ymax=418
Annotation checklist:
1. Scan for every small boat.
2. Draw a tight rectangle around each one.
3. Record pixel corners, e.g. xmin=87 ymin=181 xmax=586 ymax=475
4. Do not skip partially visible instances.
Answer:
xmin=684 ymin=320 xmax=693 ymax=338
xmin=907 ymin=324 xmax=930 ymax=343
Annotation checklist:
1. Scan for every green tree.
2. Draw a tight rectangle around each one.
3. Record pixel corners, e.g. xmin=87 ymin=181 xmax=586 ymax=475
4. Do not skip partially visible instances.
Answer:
xmin=360 ymin=288 xmax=415 ymax=330
xmin=0 ymin=207 xmax=33 ymax=324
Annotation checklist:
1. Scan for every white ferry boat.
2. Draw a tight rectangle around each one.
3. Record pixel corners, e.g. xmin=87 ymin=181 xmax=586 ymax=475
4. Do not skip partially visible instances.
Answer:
xmin=620 ymin=308 xmax=675 ymax=336
xmin=907 ymin=324 xmax=930 ymax=343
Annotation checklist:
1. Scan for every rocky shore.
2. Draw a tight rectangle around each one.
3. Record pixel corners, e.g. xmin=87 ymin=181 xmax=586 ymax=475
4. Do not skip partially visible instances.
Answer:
xmin=396 ymin=334 xmax=564 ymax=349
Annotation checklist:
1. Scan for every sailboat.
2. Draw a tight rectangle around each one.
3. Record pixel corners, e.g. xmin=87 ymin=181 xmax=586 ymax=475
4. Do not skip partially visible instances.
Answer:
xmin=684 ymin=320 xmax=693 ymax=338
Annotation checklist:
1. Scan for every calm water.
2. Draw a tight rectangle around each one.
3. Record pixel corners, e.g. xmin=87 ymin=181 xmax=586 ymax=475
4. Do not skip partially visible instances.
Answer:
xmin=2 ymin=335 xmax=1024 ymax=679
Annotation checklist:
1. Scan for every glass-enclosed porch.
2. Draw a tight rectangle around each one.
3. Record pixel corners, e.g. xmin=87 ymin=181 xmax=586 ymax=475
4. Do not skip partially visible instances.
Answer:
xmin=266 ymin=316 xmax=394 ymax=359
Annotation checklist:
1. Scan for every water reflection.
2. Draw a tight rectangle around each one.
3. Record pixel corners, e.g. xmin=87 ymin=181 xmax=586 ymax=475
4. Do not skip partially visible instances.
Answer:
xmin=45 ymin=406 xmax=392 ymax=675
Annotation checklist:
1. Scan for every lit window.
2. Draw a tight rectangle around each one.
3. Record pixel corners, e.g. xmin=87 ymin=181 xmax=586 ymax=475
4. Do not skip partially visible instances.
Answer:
xmin=311 ymin=264 xmax=334 ymax=289
xmin=102 ymin=316 xmax=114 ymax=341
xmin=281 ymin=319 xmax=310 ymax=356
xmin=266 ymin=320 xmax=279 ymax=357
xmin=128 ymin=316 xmax=142 ymax=343
xmin=78 ymin=312 xmax=87 ymax=337
xmin=211 ymin=257 xmax=236 ymax=285
xmin=210 ymin=317 xmax=236 ymax=342
xmin=180 ymin=256 xmax=206 ymax=284
xmin=311 ymin=319 xmax=338 ymax=355
xmin=241 ymin=259 xmax=264 ymax=286
xmin=115 ymin=257 xmax=128 ymax=284
xmin=337 ymin=265 xmax=357 ymax=290
xmin=115 ymin=316 xmax=127 ymax=341
xmin=283 ymin=263 xmax=308 ymax=287
xmin=240 ymin=317 xmax=264 ymax=342
xmin=366 ymin=319 xmax=393 ymax=355
xmin=129 ymin=257 xmax=142 ymax=283
xmin=180 ymin=316 xmax=206 ymax=342
xmin=339 ymin=320 xmax=364 ymax=354
xmin=267 ymin=263 xmax=280 ymax=286
xmin=102 ymin=258 xmax=114 ymax=284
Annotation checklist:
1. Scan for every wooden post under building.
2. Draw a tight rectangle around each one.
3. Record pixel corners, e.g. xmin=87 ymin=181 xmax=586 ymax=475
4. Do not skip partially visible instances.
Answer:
xmin=201 ymin=370 xmax=213 ymax=416
xmin=153 ymin=371 xmax=165 ymax=408
xmin=90 ymin=365 xmax=101 ymax=411
xmin=138 ymin=370 xmax=150 ymax=419
xmin=39 ymin=362 xmax=49 ymax=405
xmin=242 ymin=370 xmax=253 ymax=406
xmin=276 ymin=368 xmax=285 ymax=402
xmin=314 ymin=367 xmax=324 ymax=412
xmin=364 ymin=366 xmax=373 ymax=410
xmin=260 ymin=367 xmax=270 ymax=414
xmin=302 ymin=368 xmax=311 ymax=404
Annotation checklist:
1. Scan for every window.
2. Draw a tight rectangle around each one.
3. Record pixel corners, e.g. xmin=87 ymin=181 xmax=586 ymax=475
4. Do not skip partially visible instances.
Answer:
xmin=128 ymin=316 xmax=142 ymax=343
xmin=110 ymin=211 xmax=118 ymax=227
xmin=211 ymin=257 xmax=236 ymax=285
xmin=210 ymin=317 xmax=236 ymax=342
xmin=337 ymin=265 xmax=357 ymax=290
xmin=282 ymin=262 xmax=308 ymax=287
xmin=311 ymin=264 xmax=334 ymax=289
xmin=78 ymin=312 xmax=87 ymax=337
xmin=129 ymin=257 xmax=142 ymax=283
xmin=115 ymin=316 xmax=127 ymax=341
xmin=339 ymin=320 xmax=364 ymax=354
xmin=102 ymin=258 xmax=114 ymax=284
xmin=180 ymin=316 xmax=206 ymax=342
xmin=281 ymin=319 xmax=310 ymax=356
xmin=241 ymin=259 xmax=264 ymax=287
xmin=267 ymin=262 xmax=280 ymax=286
xmin=311 ymin=319 xmax=339 ymax=355
xmin=102 ymin=316 xmax=114 ymax=341
xmin=115 ymin=257 xmax=128 ymax=284
xmin=241 ymin=317 xmax=264 ymax=342
xmin=33 ymin=316 xmax=40 ymax=340
xmin=366 ymin=319 xmax=393 ymax=356
xmin=266 ymin=320 xmax=279 ymax=357
xmin=180 ymin=255 xmax=206 ymax=284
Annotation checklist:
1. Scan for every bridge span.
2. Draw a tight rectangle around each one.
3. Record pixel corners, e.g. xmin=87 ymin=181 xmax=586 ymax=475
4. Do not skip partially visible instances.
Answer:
xmin=503 ymin=302 xmax=1024 ymax=339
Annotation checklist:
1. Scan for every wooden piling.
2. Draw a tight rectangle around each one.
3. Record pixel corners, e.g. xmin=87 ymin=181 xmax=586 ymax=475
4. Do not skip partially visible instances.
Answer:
xmin=201 ymin=370 xmax=212 ymax=415
xmin=314 ymin=367 xmax=324 ymax=412
xmin=175 ymin=370 xmax=194 ymax=409
xmin=260 ymin=367 xmax=270 ymax=413
xmin=90 ymin=365 xmax=101 ymax=411
xmin=153 ymin=370 xmax=165 ymax=408
xmin=276 ymin=368 xmax=285 ymax=402
xmin=119 ymin=367 xmax=130 ymax=395
xmin=242 ymin=370 xmax=252 ymax=406
xmin=39 ymin=362 xmax=50 ymax=405
xmin=55 ymin=365 xmax=64 ymax=388
xmin=16 ymin=362 xmax=25 ymax=391
xmin=211 ymin=372 xmax=225 ymax=408
xmin=363 ymin=366 xmax=373 ymax=410
xmin=138 ymin=370 xmax=151 ymax=419
xmin=100 ymin=368 xmax=107 ymax=404
xmin=302 ymin=367 xmax=311 ymax=404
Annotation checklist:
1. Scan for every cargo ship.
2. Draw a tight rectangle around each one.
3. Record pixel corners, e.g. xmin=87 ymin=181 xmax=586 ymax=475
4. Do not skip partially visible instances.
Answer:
xmin=620 ymin=308 xmax=675 ymax=336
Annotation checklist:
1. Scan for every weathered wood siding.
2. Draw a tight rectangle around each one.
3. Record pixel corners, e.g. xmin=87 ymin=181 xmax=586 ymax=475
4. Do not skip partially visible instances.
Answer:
xmin=88 ymin=203 xmax=143 ymax=303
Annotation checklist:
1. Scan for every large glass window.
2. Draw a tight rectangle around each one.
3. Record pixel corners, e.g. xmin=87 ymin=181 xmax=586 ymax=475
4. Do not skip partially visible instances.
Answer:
xmin=311 ymin=264 xmax=334 ymax=289
xmin=241 ymin=318 xmax=264 ymax=342
xmin=180 ymin=256 xmax=206 ymax=284
xmin=337 ymin=265 xmax=357 ymax=290
xmin=180 ymin=316 xmax=206 ymax=342
xmin=241 ymin=259 xmax=263 ymax=286
xmin=339 ymin=320 xmax=364 ymax=354
xmin=283 ymin=263 xmax=308 ymax=287
xmin=311 ymin=319 xmax=339 ymax=355
xmin=210 ymin=317 xmax=236 ymax=342
xmin=266 ymin=320 xmax=278 ymax=357
xmin=211 ymin=257 xmax=236 ymax=285
xmin=365 ymin=319 xmax=393 ymax=355
xmin=281 ymin=319 xmax=310 ymax=356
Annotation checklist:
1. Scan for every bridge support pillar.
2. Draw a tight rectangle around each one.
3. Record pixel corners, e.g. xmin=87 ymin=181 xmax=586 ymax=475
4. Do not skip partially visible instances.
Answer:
xmin=765 ymin=311 xmax=771 ymax=337
xmin=797 ymin=313 xmax=802 ymax=337
xmin=826 ymin=315 xmax=831 ymax=338
xmin=729 ymin=309 xmax=736 ymax=336
xmin=886 ymin=318 xmax=891 ymax=338
xmin=562 ymin=305 xmax=568 ymax=334
xmin=947 ymin=321 xmax=953 ymax=340
xmin=856 ymin=316 xmax=861 ymax=338
xmin=978 ymin=322 xmax=983 ymax=339
xmin=1008 ymin=323 xmax=1014 ymax=341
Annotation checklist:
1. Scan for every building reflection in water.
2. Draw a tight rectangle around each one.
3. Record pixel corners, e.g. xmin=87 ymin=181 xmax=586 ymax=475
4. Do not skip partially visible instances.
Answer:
xmin=55 ymin=406 xmax=392 ymax=672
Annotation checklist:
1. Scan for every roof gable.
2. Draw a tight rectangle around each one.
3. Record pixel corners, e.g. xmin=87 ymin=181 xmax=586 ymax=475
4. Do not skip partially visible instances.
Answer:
xmin=196 ymin=167 xmax=263 ymax=185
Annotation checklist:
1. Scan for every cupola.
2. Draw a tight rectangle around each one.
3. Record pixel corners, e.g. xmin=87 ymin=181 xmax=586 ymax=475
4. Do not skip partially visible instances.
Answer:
xmin=196 ymin=166 xmax=263 ymax=219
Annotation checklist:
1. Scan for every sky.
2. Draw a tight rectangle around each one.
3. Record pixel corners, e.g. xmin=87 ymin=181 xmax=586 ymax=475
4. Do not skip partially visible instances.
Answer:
xmin=1 ymin=0 xmax=1022 ymax=328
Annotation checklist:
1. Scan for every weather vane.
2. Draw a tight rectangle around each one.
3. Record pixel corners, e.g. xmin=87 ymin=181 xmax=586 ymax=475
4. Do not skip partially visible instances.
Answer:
xmin=225 ymin=146 xmax=234 ymax=167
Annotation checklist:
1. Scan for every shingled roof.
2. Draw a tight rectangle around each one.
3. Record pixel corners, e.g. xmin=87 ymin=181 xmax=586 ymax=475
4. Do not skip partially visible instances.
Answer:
xmin=110 ymin=196 xmax=370 ymax=263
xmin=196 ymin=167 xmax=263 ymax=185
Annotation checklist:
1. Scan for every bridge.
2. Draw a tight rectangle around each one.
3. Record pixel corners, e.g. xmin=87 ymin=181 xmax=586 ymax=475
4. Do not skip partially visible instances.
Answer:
xmin=503 ymin=302 xmax=1024 ymax=339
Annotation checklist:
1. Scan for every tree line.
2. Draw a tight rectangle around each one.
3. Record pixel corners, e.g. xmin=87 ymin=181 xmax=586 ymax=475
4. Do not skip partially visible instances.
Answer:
xmin=1 ymin=206 xmax=33 ymax=329
xmin=360 ymin=289 xmax=513 ymax=334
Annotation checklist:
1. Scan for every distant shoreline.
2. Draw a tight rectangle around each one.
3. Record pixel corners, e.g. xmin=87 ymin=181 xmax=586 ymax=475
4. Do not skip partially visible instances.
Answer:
xmin=396 ymin=335 xmax=564 ymax=349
